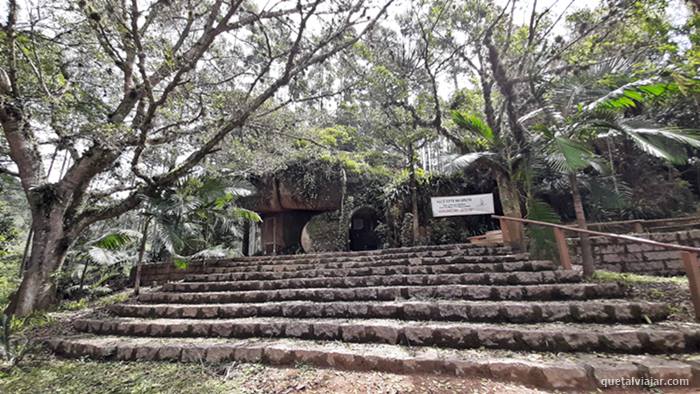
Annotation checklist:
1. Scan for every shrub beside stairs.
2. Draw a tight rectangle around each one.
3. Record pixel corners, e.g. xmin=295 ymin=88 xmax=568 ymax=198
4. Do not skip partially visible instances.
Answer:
xmin=49 ymin=244 xmax=700 ymax=390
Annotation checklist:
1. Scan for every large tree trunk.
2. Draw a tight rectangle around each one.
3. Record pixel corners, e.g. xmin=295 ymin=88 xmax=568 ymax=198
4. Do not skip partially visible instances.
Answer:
xmin=133 ymin=217 xmax=151 ymax=297
xmin=495 ymin=170 xmax=524 ymax=251
xmin=569 ymin=172 xmax=595 ymax=278
xmin=6 ymin=206 xmax=74 ymax=317
xmin=408 ymin=144 xmax=420 ymax=245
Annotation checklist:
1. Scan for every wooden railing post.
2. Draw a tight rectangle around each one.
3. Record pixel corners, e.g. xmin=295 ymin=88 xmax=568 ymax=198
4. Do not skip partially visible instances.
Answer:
xmin=499 ymin=218 xmax=512 ymax=245
xmin=681 ymin=251 xmax=700 ymax=321
xmin=632 ymin=221 xmax=644 ymax=233
xmin=552 ymin=227 xmax=573 ymax=270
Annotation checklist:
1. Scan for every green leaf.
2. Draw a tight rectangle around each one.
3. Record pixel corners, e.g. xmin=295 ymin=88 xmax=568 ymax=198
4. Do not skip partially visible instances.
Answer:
xmin=232 ymin=207 xmax=262 ymax=223
xmin=89 ymin=229 xmax=142 ymax=250
xmin=451 ymin=111 xmax=494 ymax=142
xmin=611 ymin=124 xmax=700 ymax=165
xmin=173 ymin=259 xmax=189 ymax=270
xmin=584 ymin=79 xmax=674 ymax=112
xmin=553 ymin=137 xmax=595 ymax=171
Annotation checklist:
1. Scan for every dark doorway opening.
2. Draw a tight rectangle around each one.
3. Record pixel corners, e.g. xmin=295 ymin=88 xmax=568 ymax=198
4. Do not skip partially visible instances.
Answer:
xmin=349 ymin=207 xmax=380 ymax=251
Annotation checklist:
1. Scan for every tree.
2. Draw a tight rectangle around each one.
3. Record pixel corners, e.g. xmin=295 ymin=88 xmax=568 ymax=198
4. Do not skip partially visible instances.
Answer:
xmin=67 ymin=228 xmax=142 ymax=295
xmin=0 ymin=0 xmax=392 ymax=316
xmin=524 ymin=76 xmax=700 ymax=277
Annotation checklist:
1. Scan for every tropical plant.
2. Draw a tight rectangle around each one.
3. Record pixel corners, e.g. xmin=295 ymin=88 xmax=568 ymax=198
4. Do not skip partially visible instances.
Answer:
xmin=144 ymin=176 xmax=261 ymax=262
xmin=522 ymin=76 xmax=700 ymax=277
xmin=447 ymin=111 xmax=526 ymax=250
xmin=64 ymin=229 xmax=142 ymax=298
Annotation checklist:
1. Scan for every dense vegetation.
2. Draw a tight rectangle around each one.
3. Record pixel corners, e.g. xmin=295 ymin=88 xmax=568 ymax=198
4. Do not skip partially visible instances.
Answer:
xmin=0 ymin=0 xmax=698 ymax=323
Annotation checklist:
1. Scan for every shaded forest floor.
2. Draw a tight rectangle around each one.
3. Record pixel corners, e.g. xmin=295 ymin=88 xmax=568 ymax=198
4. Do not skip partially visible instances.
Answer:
xmin=592 ymin=271 xmax=694 ymax=321
xmin=4 ymin=353 xmax=700 ymax=394
xmin=0 ymin=354 xmax=553 ymax=394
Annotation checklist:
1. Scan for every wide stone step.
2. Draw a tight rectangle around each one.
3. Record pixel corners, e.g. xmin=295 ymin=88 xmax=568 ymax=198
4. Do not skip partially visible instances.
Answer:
xmin=203 ymin=252 xmax=529 ymax=271
xmin=73 ymin=317 xmax=700 ymax=354
xmin=111 ymin=300 xmax=668 ymax=324
xmin=138 ymin=283 xmax=624 ymax=304
xmin=183 ymin=260 xmax=558 ymax=282
xmin=191 ymin=254 xmax=535 ymax=276
xmin=47 ymin=336 xmax=700 ymax=390
xmin=162 ymin=271 xmax=582 ymax=292
xmin=216 ymin=244 xmax=514 ymax=264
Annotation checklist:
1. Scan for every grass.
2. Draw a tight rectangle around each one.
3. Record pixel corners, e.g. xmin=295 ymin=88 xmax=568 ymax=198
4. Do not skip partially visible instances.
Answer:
xmin=59 ymin=291 xmax=130 ymax=312
xmin=0 ymin=254 xmax=21 ymax=308
xmin=0 ymin=358 xmax=247 ymax=394
xmin=592 ymin=270 xmax=688 ymax=286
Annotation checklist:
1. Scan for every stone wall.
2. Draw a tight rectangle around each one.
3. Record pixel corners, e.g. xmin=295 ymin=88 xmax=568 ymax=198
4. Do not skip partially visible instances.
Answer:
xmin=133 ymin=261 xmax=209 ymax=286
xmin=568 ymin=229 xmax=700 ymax=275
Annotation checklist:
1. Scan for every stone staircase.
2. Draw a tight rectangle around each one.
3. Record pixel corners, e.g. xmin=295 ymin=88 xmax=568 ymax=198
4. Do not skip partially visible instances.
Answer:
xmin=49 ymin=244 xmax=700 ymax=390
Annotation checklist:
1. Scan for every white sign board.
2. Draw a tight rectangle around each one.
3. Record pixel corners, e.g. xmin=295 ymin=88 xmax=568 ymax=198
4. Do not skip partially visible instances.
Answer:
xmin=431 ymin=194 xmax=495 ymax=217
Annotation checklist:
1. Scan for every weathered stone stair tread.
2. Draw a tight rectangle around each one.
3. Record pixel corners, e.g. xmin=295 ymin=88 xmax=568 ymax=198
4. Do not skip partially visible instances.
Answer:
xmin=47 ymin=335 xmax=700 ymax=390
xmin=163 ymin=270 xmax=582 ymax=292
xmin=111 ymin=299 xmax=668 ymax=323
xmin=210 ymin=244 xmax=513 ymax=264
xmin=201 ymin=252 xmax=530 ymax=271
xmin=139 ymin=283 xmax=624 ymax=304
xmin=183 ymin=260 xmax=556 ymax=282
xmin=73 ymin=317 xmax=700 ymax=354
xmin=190 ymin=254 xmax=537 ymax=275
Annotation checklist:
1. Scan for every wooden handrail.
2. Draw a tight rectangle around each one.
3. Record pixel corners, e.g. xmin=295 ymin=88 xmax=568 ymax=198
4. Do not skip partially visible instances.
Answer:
xmin=494 ymin=214 xmax=700 ymax=321
xmin=588 ymin=215 xmax=700 ymax=226
xmin=493 ymin=215 xmax=700 ymax=253
xmin=568 ymin=215 xmax=700 ymax=233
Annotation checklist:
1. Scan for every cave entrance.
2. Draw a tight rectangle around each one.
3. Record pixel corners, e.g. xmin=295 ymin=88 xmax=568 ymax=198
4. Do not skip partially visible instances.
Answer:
xmin=349 ymin=207 xmax=380 ymax=251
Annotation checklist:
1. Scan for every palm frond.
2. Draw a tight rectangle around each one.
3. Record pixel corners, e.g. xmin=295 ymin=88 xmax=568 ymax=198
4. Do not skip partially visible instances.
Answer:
xmin=583 ymin=78 xmax=674 ymax=112
xmin=518 ymin=106 xmax=564 ymax=125
xmin=451 ymin=111 xmax=494 ymax=142
xmin=444 ymin=152 xmax=502 ymax=173
xmin=545 ymin=137 xmax=596 ymax=173
xmin=86 ymin=247 xmax=134 ymax=266
xmin=611 ymin=123 xmax=696 ymax=164
xmin=88 ymin=229 xmax=142 ymax=250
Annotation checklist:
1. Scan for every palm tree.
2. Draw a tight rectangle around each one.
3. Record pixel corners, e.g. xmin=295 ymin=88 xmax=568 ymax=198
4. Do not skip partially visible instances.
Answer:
xmin=522 ymin=77 xmax=700 ymax=277
xmin=449 ymin=111 xmax=526 ymax=250
xmin=66 ymin=229 xmax=142 ymax=295
xmin=132 ymin=175 xmax=261 ymax=293
xmin=449 ymin=75 xmax=700 ymax=277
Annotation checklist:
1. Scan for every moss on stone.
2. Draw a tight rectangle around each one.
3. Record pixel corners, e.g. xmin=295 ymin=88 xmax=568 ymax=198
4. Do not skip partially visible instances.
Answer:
xmin=303 ymin=212 xmax=342 ymax=252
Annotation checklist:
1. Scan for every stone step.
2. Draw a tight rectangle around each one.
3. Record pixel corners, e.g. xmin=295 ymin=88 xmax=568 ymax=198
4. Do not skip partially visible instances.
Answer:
xmin=162 ymin=270 xmax=582 ymax=292
xmin=219 ymin=244 xmax=514 ymax=263
xmin=138 ymin=283 xmax=624 ymax=304
xmin=47 ymin=336 xmax=700 ymax=390
xmin=183 ymin=260 xmax=558 ymax=283
xmin=204 ymin=251 xmax=529 ymax=270
xmin=73 ymin=317 xmax=700 ymax=354
xmin=192 ymin=254 xmax=534 ymax=275
xmin=111 ymin=300 xmax=668 ymax=324
xmin=138 ymin=254 xmax=534 ymax=285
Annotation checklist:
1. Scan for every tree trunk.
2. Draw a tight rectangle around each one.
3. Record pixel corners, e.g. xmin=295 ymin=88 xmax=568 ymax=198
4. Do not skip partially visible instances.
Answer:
xmin=569 ymin=172 xmax=595 ymax=278
xmin=495 ymin=170 xmax=524 ymax=251
xmin=18 ymin=228 xmax=33 ymax=278
xmin=6 ymin=208 xmax=73 ymax=317
xmin=78 ymin=258 xmax=89 ymax=291
xmin=408 ymin=144 xmax=420 ymax=245
xmin=133 ymin=217 xmax=151 ymax=297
